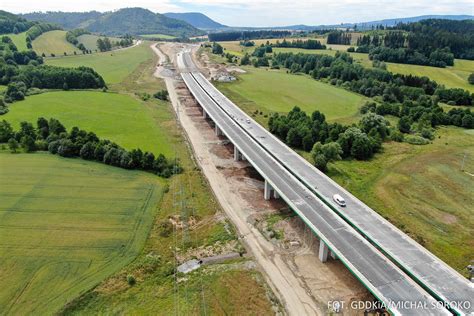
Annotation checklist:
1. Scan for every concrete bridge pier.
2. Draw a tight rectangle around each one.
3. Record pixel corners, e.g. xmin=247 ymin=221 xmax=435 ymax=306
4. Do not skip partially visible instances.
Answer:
xmin=264 ymin=179 xmax=274 ymax=200
xmin=319 ymin=240 xmax=329 ymax=262
xmin=215 ymin=125 xmax=223 ymax=136
xmin=203 ymin=110 xmax=208 ymax=119
xmin=234 ymin=146 xmax=241 ymax=161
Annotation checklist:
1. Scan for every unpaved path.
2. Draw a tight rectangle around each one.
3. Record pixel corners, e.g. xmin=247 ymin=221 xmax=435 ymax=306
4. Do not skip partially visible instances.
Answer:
xmin=151 ymin=43 xmax=369 ymax=316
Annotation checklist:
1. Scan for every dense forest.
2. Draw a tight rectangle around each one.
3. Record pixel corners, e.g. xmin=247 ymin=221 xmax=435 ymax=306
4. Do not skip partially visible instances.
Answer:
xmin=395 ymin=19 xmax=474 ymax=60
xmin=20 ymin=8 xmax=203 ymax=37
xmin=272 ymin=51 xmax=473 ymax=106
xmin=272 ymin=39 xmax=326 ymax=50
xmin=0 ymin=119 xmax=182 ymax=177
xmin=264 ymin=51 xmax=473 ymax=169
xmin=327 ymin=31 xmax=352 ymax=45
xmin=86 ymin=8 xmax=203 ymax=37
xmin=0 ymin=10 xmax=35 ymax=34
xmin=20 ymin=11 xmax=103 ymax=30
xmin=208 ymin=30 xmax=291 ymax=42
xmin=269 ymin=101 xmax=473 ymax=171
xmin=354 ymin=19 xmax=474 ymax=66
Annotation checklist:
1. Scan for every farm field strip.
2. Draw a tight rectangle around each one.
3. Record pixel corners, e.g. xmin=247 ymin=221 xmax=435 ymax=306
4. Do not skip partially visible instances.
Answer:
xmin=5 ymin=32 xmax=28 ymax=50
xmin=215 ymin=66 xmax=366 ymax=125
xmin=45 ymin=42 xmax=153 ymax=84
xmin=4 ymin=91 xmax=173 ymax=156
xmin=32 ymin=30 xmax=78 ymax=56
xmin=0 ymin=153 xmax=163 ymax=315
xmin=77 ymin=34 xmax=122 ymax=51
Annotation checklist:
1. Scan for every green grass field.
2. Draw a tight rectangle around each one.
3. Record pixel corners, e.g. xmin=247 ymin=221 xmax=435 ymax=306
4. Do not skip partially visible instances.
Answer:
xmin=46 ymin=43 xmax=152 ymax=84
xmin=219 ymin=39 xmax=474 ymax=92
xmin=32 ymin=30 xmax=78 ymax=56
xmin=215 ymin=67 xmax=366 ymax=126
xmin=4 ymin=91 xmax=174 ymax=156
xmin=6 ymin=32 xmax=28 ymax=51
xmin=329 ymin=127 xmax=474 ymax=273
xmin=2 ymin=44 xmax=274 ymax=313
xmin=77 ymin=34 xmax=122 ymax=51
xmin=0 ymin=152 xmax=164 ymax=314
xmin=387 ymin=61 xmax=474 ymax=93
xmin=140 ymin=34 xmax=176 ymax=39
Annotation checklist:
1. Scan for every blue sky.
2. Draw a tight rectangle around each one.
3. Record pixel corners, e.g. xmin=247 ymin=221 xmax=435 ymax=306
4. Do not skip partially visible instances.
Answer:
xmin=4 ymin=0 xmax=473 ymax=27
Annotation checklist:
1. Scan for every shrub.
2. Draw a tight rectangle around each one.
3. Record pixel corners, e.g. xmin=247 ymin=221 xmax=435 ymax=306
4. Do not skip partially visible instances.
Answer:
xmin=469 ymin=73 xmax=474 ymax=85
xmin=126 ymin=275 xmax=136 ymax=286
xmin=420 ymin=128 xmax=434 ymax=140
xmin=153 ymin=90 xmax=169 ymax=101
xmin=404 ymin=134 xmax=430 ymax=145
xmin=8 ymin=138 xmax=19 ymax=153
xmin=20 ymin=135 xmax=36 ymax=152
xmin=390 ymin=130 xmax=404 ymax=142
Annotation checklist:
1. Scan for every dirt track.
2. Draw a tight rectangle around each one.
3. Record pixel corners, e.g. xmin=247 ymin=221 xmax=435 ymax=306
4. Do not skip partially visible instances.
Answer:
xmin=152 ymin=43 xmax=370 ymax=316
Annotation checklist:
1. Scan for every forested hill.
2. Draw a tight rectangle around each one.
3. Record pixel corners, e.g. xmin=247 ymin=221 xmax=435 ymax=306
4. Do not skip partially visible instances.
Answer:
xmin=20 ymin=11 xmax=102 ymax=30
xmin=164 ymin=12 xmax=227 ymax=29
xmin=0 ymin=10 xmax=36 ymax=34
xmin=352 ymin=19 xmax=474 ymax=65
xmin=86 ymin=8 xmax=203 ymax=36
xmin=20 ymin=8 xmax=204 ymax=37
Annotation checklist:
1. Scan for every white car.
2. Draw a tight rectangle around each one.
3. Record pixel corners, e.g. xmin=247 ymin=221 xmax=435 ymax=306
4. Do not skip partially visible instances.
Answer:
xmin=333 ymin=194 xmax=346 ymax=207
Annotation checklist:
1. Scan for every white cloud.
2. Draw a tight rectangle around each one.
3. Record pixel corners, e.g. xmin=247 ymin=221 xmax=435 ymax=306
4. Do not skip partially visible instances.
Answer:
xmin=2 ymin=0 xmax=472 ymax=26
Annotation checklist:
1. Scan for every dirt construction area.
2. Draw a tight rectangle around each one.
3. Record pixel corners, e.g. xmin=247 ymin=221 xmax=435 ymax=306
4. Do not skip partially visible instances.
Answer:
xmin=153 ymin=42 xmax=373 ymax=316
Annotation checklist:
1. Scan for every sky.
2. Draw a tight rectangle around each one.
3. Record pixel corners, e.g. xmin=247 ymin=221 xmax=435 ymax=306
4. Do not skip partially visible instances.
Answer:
xmin=3 ymin=0 xmax=473 ymax=27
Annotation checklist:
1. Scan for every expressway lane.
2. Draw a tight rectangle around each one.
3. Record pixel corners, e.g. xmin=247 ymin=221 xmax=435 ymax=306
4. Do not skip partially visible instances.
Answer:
xmin=182 ymin=52 xmax=474 ymax=316
xmin=180 ymin=67 xmax=451 ymax=315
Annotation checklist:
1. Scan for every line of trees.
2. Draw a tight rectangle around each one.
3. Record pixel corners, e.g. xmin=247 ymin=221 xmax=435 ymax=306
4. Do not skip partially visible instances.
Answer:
xmin=0 ymin=118 xmax=182 ymax=178
xmin=368 ymin=46 xmax=454 ymax=68
xmin=327 ymin=31 xmax=351 ymax=45
xmin=271 ymin=39 xmax=326 ymax=50
xmin=66 ymin=28 xmax=90 ymax=52
xmin=272 ymin=51 xmax=473 ymax=106
xmin=2 ymin=64 xmax=105 ymax=102
xmin=97 ymin=35 xmax=134 ymax=52
xmin=208 ymin=30 xmax=291 ymax=42
xmin=25 ymin=23 xmax=61 ymax=41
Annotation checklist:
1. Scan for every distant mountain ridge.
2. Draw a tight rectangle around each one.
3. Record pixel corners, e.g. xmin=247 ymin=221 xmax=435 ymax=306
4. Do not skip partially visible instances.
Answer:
xmin=21 ymin=11 xmax=102 ymax=30
xmin=253 ymin=15 xmax=474 ymax=31
xmin=20 ymin=8 xmax=204 ymax=37
xmin=164 ymin=12 xmax=226 ymax=29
